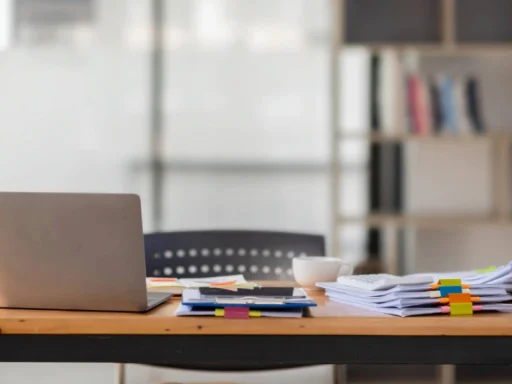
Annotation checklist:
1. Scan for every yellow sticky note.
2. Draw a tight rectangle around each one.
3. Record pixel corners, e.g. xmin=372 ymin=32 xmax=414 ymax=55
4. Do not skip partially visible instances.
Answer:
xmin=249 ymin=310 xmax=261 ymax=317
xmin=215 ymin=308 xmax=225 ymax=317
xmin=439 ymin=279 xmax=462 ymax=286
xmin=476 ymin=266 xmax=496 ymax=274
xmin=450 ymin=302 xmax=473 ymax=316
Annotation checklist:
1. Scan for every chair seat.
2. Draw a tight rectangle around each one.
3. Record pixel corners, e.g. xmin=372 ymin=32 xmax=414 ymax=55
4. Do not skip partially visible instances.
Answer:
xmin=149 ymin=363 xmax=313 ymax=372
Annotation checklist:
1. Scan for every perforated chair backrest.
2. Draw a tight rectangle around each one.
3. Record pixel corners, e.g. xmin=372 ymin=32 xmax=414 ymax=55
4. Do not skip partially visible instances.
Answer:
xmin=144 ymin=230 xmax=325 ymax=281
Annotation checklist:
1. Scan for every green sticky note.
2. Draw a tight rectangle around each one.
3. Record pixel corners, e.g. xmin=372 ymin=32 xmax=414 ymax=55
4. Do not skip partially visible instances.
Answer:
xmin=439 ymin=279 xmax=461 ymax=286
xmin=450 ymin=302 xmax=473 ymax=316
xmin=476 ymin=266 xmax=496 ymax=274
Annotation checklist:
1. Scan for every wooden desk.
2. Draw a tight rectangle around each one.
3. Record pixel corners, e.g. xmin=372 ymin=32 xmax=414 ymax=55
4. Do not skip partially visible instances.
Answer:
xmin=0 ymin=287 xmax=511 ymax=366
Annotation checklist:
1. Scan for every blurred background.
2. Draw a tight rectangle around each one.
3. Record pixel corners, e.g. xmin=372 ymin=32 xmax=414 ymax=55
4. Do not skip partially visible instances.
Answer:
xmin=1 ymin=0 xmax=512 ymax=383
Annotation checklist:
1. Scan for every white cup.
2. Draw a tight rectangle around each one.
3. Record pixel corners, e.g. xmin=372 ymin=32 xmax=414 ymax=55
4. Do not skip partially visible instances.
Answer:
xmin=292 ymin=256 xmax=353 ymax=287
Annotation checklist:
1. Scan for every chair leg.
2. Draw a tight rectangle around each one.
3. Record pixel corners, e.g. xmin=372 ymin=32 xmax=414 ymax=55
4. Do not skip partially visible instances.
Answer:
xmin=116 ymin=363 xmax=126 ymax=384
xmin=438 ymin=364 xmax=456 ymax=384
xmin=333 ymin=364 xmax=348 ymax=384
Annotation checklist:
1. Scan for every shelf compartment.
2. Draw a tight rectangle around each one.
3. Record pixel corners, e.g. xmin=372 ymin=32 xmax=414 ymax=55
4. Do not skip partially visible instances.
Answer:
xmin=345 ymin=0 xmax=442 ymax=44
xmin=456 ymin=0 xmax=512 ymax=43
xmin=338 ymin=131 xmax=512 ymax=143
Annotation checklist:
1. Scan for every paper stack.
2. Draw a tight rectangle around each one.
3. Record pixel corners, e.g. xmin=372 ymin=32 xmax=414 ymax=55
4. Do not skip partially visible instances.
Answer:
xmin=147 ymin=274 xmax=259 ymax=295
xmin=318 ymin=263 xmax=512 ymax=317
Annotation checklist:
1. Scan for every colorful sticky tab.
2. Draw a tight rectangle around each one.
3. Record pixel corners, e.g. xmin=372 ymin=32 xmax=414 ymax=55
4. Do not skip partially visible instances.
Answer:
xmin=249 ymin=310 xmax=261 ymax=317
xmin=439 ymin=285 xmax=463 ymax=297
xmin=450 ymin=302 xmax=473 ymax=316
xmin=431 ymin=283 xmax=469 ymax=290
xmin=439 ymin=279 xmax=462 ymax=286
xmin=148 ymin=277 xmax=177 ymax=282
xmin=440 ymin=296 xmax=480 ymax=304
xmin=215 ymin=308 xmax=225 ymax=317
xmin=448 ymin=293 xmax=472 ymax=303
xmin=476 ymin=265 xmax=496 ymax=274
xmin=224 ymin=307 xmax=250 ymax=319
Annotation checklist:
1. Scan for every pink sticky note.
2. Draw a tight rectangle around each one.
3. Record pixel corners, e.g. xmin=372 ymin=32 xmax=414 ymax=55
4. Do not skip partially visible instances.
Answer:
xmin=224 ymin=307 xmax=249 ymax=319
xmin=440 ymin=306 xmax=451 ymax=314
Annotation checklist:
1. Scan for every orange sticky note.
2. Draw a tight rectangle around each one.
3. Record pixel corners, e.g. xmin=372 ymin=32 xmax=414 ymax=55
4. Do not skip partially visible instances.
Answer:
xmin=448 ymin=293 xmax=472 ymax=303
xmin=209 ymin=280 xmax=237 ymax=287
xmin=431 ymin=283 xmax=469 ymax=290
xmin=148 ymin=278 xmax=177 ymax=282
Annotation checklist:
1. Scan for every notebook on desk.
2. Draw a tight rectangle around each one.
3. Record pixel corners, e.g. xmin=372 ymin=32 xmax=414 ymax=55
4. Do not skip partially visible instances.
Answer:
xmin=181 ymin=287 xmax=316 ymax=309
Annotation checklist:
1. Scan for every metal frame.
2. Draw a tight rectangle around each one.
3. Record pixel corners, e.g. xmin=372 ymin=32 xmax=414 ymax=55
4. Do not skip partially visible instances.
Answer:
xmin=149 ymin=0 xmax=165 ymax=231
xmin=2 ymin=335 xmax=512 ymax=365
xmin=329 ymin=0 xmax=343 ymax=258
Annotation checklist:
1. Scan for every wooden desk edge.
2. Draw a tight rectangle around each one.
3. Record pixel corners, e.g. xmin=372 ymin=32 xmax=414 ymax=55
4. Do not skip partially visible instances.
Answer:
xmin=0 ymin=315 xmax=512 ymax=336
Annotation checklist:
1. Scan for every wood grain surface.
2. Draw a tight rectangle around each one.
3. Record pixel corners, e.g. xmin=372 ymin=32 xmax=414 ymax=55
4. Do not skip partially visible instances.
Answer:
xmin=0 ymin=283 xmax=511 ymax=336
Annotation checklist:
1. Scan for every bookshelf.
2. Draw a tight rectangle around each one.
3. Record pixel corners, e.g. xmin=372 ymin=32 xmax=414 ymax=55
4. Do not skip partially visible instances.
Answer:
xmin=331 ymin=1 xmax=512 ymax=382
xmin=330 ymin=0 xmax=512 ymax=270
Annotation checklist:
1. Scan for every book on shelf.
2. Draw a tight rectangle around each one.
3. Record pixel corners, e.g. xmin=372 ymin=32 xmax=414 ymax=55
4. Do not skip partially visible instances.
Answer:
xmin=439 ymin=75 xmax=458 ymax=134
xmin=466 ymin=76 xmax=485 ymax=133
xmin=368 ymin=51 xmax=486 ymax=136
xmin=370 ymin=53 xmax=381 ymax=132
xmin=420 ymin=74 xmax=485 ymax=135
xmin=368 ymin=50 xmax=404 ymax=215
xmin=379 ymin=50 xmax=405 ymax=134
xmin=367 ymin=51 xmax=405 ymax=265
xmin=429 ymin=79 xmax=443 ymax=133
xmin=454 ymin=77 xmax=473 ymax=134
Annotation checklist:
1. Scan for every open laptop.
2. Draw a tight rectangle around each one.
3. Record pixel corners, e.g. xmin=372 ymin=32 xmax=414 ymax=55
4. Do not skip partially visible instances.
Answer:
xmin=0 ymin=192 xmax=172 ymax=312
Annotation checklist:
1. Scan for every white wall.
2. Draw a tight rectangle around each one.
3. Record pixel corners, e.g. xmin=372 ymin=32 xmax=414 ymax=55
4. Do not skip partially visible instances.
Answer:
xmin=0 ymin=0 xmax=153 ymax=228
xmin=0 ymin=1 xmax=341 ymax=383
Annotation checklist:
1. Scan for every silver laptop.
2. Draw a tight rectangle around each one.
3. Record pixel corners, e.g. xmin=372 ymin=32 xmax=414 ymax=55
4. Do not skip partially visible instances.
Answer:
xmin=0 ymin=192 xmax=172 ymax=312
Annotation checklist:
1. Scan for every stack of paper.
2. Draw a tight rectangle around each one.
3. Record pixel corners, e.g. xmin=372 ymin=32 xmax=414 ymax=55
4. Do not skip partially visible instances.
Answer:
xmin=318 ymin=263 xmax=512 ymax=317
xmin=147 ymin=274 xmax=259 ymax=294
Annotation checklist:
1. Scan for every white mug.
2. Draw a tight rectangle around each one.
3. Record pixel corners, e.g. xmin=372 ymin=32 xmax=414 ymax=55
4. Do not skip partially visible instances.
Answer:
xmin=292 ymin=256 xmax=353 ymax=287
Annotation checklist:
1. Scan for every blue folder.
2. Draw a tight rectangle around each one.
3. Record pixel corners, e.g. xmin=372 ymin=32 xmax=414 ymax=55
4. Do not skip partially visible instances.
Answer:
xmin=181 ymin=287 xmax=317 ymax=309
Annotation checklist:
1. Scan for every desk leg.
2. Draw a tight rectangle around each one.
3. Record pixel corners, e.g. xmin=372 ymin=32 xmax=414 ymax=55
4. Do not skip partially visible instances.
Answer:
xmin=117 ymin=363 xmax=126 ymax=384
xmin=334 ymin=364 xmax=348 ymax=384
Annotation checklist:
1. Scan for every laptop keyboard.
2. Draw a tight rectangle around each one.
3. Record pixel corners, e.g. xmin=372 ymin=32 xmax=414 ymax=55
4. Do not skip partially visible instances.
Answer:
xmin=146 ymin=292 xmax=170 ymax=308
xmin=147 ymin=298 xmax=160 ymax=306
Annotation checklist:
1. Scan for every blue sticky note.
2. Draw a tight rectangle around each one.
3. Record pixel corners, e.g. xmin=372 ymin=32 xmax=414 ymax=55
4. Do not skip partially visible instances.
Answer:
xmin=439 ymin=285 xmax=463 ymax=297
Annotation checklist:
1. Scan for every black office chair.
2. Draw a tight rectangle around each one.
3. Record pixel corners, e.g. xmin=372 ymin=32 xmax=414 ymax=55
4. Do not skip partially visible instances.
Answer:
xmin=118 ymin=230 xmax=328 ymax=384
xmin=144 ymin=230 xmax=325 ymax=281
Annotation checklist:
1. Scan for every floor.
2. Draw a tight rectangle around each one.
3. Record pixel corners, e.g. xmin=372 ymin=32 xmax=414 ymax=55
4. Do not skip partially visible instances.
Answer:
xmin=0 ymin=363 xmax=332 ymax=384
xmin=0 ymin=364 xmax=510 ymax=383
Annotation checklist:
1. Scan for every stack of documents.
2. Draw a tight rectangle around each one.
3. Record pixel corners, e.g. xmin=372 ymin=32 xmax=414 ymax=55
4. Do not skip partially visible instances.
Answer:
xmin=318 ymin=263 xmax=512 ymax=317
xmin=176 ymin=286 xmax=316 ymax=318
xmin=147 ymin=274 xmax=258 ymax=294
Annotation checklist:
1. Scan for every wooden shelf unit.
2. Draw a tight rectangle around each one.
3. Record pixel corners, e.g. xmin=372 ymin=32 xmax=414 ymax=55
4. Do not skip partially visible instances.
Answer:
xmin=326 ymin=1 xmax=512 ymax=383
xmin=338 ymin=131 xmax=512 ymax=143
xmin=338 ymin=214 xmax=512 ymax=229
xmin=330 ymin=0 xmax=512 ymax=268
xmin=344 ymin=43 xmax=512 ymax=56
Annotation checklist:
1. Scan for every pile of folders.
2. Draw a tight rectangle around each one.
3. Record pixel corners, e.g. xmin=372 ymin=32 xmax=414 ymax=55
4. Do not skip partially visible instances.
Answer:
xmin=319 ymin=264 xmax=512 ymax=317
xmin=175 ymin=286 xmax=316 ymax=318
